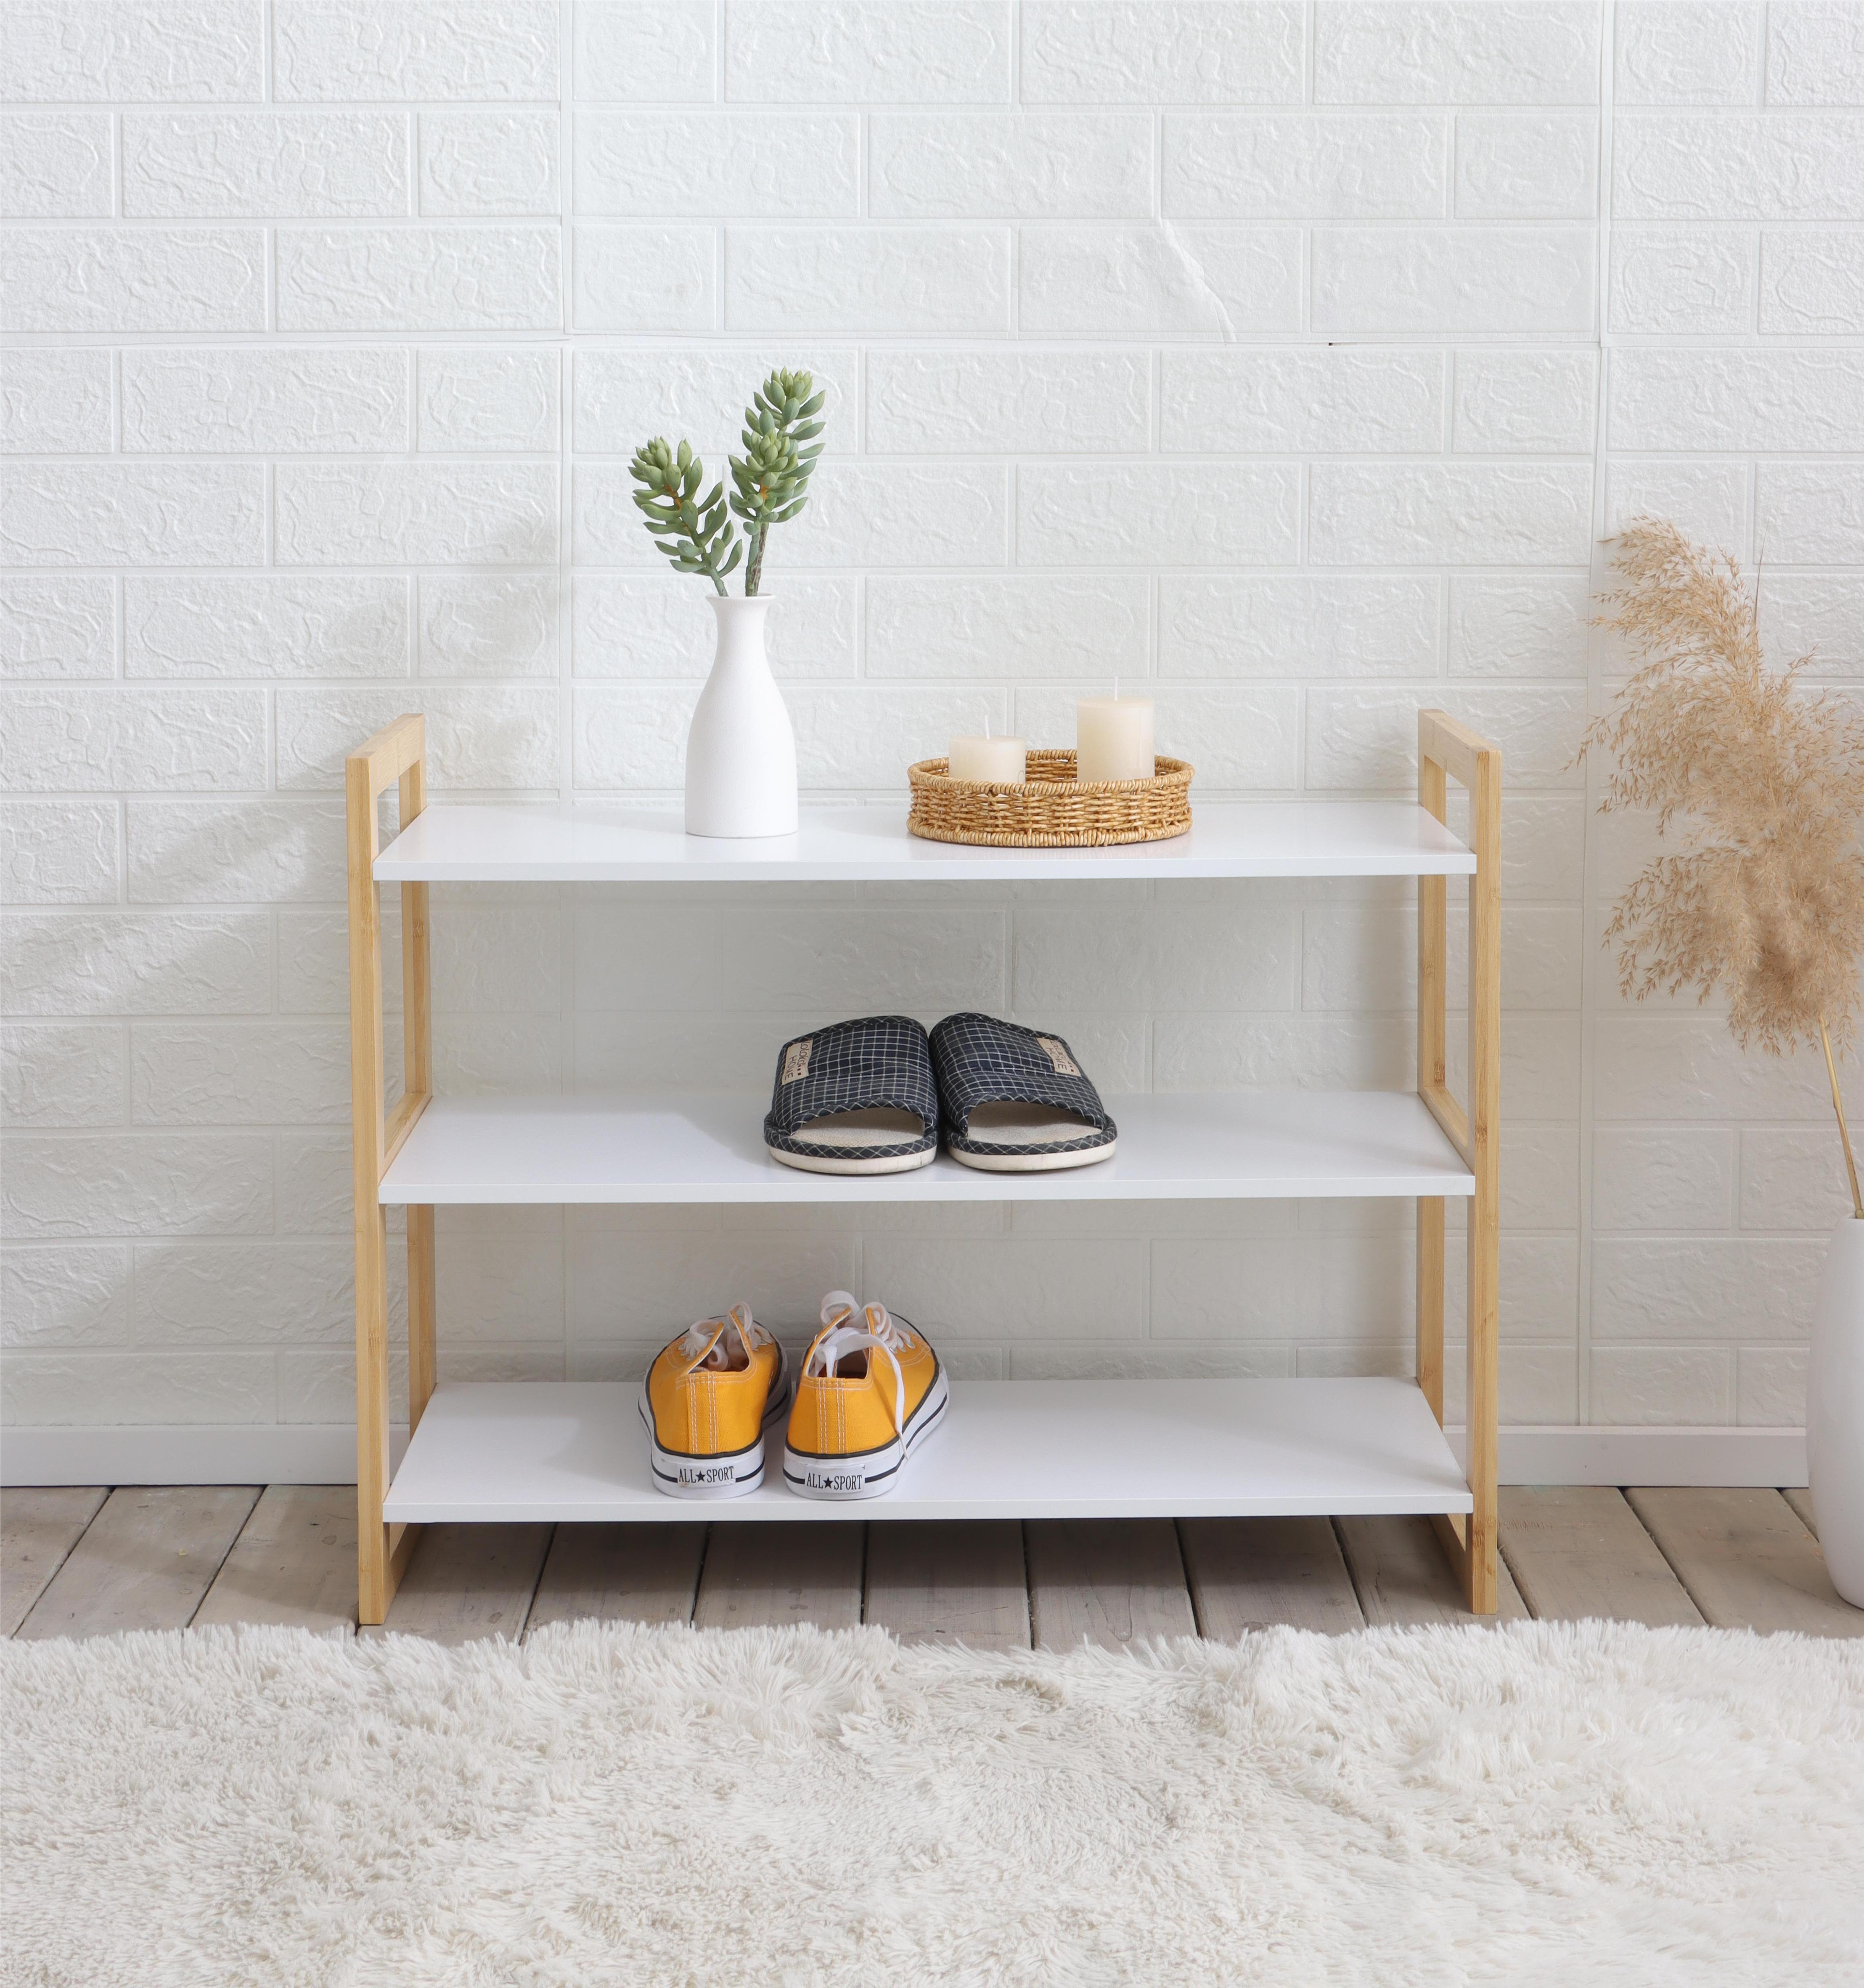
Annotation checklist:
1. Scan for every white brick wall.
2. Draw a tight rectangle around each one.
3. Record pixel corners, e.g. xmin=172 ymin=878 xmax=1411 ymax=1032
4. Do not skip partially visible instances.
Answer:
xmin=2 ymin=2 xmax=1860 ymax=1434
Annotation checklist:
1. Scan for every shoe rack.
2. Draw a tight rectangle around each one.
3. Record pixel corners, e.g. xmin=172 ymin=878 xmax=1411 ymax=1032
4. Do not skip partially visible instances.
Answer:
xmin=346 ymin=709 xmax=1502 ymax=1623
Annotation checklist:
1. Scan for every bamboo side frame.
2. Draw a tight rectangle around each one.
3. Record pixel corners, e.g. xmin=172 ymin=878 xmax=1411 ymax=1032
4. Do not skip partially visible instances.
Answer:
xmin=1417 ymin=709 xmax=1501 ymax=1615
xmin=347 ymin=713 xmax=436 ymax=1626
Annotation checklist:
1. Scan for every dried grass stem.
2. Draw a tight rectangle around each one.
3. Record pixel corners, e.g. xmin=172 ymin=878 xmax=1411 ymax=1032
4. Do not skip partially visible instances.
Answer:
xmin=1819 ymin=1019 xmax=1864 ymax=1221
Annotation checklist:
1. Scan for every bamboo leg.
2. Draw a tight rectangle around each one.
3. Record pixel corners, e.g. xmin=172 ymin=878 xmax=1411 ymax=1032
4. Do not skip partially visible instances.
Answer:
xmin=408 ymin=1205 xmax=436 ymax=1434
xmin=349 ymin=756 xmax=396 ymax=1624
xmin=1418 ymin=755 xmax=1448 ymax=1096
xmin=1416 ymin=1197 xmax=1445 ymax=1423
xmin=348 ymin=715 xmax=429 ymax=1626
xmin=1461 ymin=745 xmax=1502 ymax=1616
xmin=399 ymin=769 xmax=435 ymax=1435
xmin=1416 ymin=713 xmax=1501 ymax=1615
xmin=1417 ymin=752 xmax=1449 ymax=1429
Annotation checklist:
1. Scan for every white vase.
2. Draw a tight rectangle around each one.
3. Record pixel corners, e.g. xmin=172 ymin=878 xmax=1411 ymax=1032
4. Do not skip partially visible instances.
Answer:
xmin=684 ymin=595 xmax=798 ymax=838
xmin=1807 ymin=1214 xmax=1864 ymax=1606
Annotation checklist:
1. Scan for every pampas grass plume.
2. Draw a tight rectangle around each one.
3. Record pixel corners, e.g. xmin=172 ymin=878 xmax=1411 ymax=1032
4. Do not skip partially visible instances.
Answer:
xmin=1581 ymin=516 xmax=1864 ymax=1215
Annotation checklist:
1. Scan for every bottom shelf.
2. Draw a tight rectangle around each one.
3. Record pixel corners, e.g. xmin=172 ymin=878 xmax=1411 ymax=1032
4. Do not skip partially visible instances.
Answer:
xmin=382 ymin=1377 xmax=1473 ymax=1524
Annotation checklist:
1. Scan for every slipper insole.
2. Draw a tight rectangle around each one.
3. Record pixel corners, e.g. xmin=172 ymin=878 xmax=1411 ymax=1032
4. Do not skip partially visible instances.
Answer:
xmin=959 ymin=1101 xmax=1098 ymax=1148
xmin=789 ymin=1107 xmax=927 ymax=1150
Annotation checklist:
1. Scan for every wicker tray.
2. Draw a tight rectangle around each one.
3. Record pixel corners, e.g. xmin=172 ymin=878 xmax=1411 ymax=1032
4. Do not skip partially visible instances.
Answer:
xmin=907 ymin=749 xmax=1194 ymax=848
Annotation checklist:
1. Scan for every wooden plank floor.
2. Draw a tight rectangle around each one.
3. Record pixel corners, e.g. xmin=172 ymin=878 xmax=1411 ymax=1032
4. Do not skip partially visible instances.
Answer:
xmin=4 ymin=1487 xmax=1858 ymax=1643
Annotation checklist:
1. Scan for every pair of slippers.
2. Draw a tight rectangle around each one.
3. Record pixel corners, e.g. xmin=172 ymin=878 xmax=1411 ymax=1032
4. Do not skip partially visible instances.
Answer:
xmin=763 ymin=1012 xmax=1117 ymax=1176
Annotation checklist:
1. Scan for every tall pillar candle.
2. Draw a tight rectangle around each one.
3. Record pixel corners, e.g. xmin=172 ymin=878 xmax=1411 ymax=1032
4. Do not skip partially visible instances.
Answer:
xmin=1076 ymin=695 xmax=1155 ymax=783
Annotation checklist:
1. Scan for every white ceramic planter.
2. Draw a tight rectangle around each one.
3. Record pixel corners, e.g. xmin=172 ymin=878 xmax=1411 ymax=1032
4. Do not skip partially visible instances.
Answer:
xmin=684 ymin=595 xmax=798 ymax=838
xmin=1807 ymin=1214 xmax=1864 ymax=1607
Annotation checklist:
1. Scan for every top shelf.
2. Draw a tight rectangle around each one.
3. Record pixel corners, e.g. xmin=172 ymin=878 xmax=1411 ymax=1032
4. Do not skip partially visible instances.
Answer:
xmin=375 ymin=801 xmax=1475 ymax=884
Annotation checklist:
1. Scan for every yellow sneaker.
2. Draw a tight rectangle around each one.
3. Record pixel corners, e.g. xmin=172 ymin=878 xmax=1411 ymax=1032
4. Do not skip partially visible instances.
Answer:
xmin=783 ymin=1290 xmax=948 ymax=1500
xmin=639 ymin=1303 xmax=791 ymax=1498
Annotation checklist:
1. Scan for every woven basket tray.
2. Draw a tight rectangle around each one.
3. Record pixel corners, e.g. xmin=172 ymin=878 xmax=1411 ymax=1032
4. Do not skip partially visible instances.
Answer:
xmin=907 ymin=749 xmax=1194 ymax=848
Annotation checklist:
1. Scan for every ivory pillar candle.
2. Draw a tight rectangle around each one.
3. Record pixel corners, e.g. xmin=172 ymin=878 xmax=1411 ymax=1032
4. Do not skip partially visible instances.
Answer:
xmin=1076 ymin=694 xmax=1155 ymax=783
xmin=948 ymin=733 xmax=1027 ymax=783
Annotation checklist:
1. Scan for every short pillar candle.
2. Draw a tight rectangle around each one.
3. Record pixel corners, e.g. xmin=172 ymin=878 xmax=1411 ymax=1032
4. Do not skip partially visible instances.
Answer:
xmin=1076 ymin=693 xmax=1155 ymax=783
xmin=948 ymin=732 xmax=1027 ymax=783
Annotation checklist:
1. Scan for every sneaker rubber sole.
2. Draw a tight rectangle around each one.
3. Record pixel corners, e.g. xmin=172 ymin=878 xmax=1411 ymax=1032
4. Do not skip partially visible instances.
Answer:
xmin=781 ymin=1364 xmax=950 ymax=1501
xmin=639 ymin=1369 xmax=793 ymax=1500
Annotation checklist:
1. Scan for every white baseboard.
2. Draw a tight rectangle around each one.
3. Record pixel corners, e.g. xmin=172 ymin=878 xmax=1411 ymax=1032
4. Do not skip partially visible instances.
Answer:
xmin=2 ymin=1420 xmax=1807 ymax=1490
xmin=1 ymin=1425 xmax=409 ymax=1488
xmin=1451 ymin=1425 xmax=1807 ymax=1489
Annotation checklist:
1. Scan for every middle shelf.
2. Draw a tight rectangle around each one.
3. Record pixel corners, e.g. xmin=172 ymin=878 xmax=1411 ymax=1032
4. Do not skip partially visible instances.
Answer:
xmin=379 ymin=1089 xmax=1474 ymax=1205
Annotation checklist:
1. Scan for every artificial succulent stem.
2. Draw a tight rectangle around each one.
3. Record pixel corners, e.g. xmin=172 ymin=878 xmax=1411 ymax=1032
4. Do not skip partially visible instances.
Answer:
xmin=1819 ymin=1016 xmax=1864 ymax=1219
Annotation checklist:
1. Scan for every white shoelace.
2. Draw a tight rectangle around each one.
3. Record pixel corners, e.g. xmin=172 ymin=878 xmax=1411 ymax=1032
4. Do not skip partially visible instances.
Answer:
xmin=801 ymin=1289 xmax=916 ymax=1436
xmin=679 ymin=1302 xmax=770 ymax=1376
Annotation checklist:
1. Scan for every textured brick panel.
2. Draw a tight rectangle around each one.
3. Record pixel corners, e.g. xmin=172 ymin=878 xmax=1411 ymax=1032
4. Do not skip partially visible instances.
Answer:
xmin=576 ymin=112 xmax=856 ymax=217
xmin=1022 ymin=2 xmax=1303 ymax=105
xmin=0 ymin=113 xmax=113 ymax=217
xmin=125 ymin=577 xmax=411 ymax=679
xmin=122 ymin=112 xmax=409 ymax=218
xmin=1452 ymin=351 xmax=1596 ymax=453
xmin=0 ymin=465 xmax=266 ymax=566
xmin=726 ymin=2 xmax=1011 ymax=104
xmin=274 ymin=463 xmax=559 ymax=566
xmin=0 ymin=802 xmax=121 ymax=905
xmin=1617 ymin=2 xmax=1760 ymax=107
xmin=278 ymin=227 xmax=561 ymax=331
xmin=272 ymin=0 xmax=558 ymax=101
xmin=725 ymin=227 xmax=1012 ymax=333
xmin=871 ymin=112 xmax=1153 ymax=219
xmin=1020 ymin=462 xmax=1299 ymax=566
xmin=869 ymin=349 xmax=1147 ymax=454
xmin=573 ymin=225 xmax=716 ymax=332
xmin=1615 ymin=113 xmax=1864 ymax=220
xmin=1161 ymin=350 xmax=1444 ymax=452
xmin=1165 ymin=113 xmax=1446 ymax=219
xmin=1 ymin=582 xmax=114 ymax=681
xmin=576 ymin=0 xmax=715 ymax=102
xmin=1020 ymin=224 xmax=1302 ymax=333
xmin=1 ymin=1246 xmax=131 ymax=1350
xmin=1313 ymin=226 xmax=1594 ymax=332
xmin=1767 ymin=2 xmax=1864 ymax=106
xmin=0 ymin=351 xmax=112 ymax=454
xmin=418 ymin=349 xmax=559 ymax=452
xmin=1759 ymin=231 xmax=1864 ymax=333
xmin=420 ymin=111 xmax=560 ymax=217
xmin=122 ymin=348 xmax=410 ymax=453
xmin=1611 ymin=226 xmax=1756 ymax=333
xmin=1160 ymin=576 xmax=1440 ymax=678
xmin=867 ymin=576 xmax=1145 ymax=679
xmin=2 ymin=227 xmax=266 ymax=332
xmin=1314 ymin=3 xmax=1599 ymax=106
xmin=2 ymin=0 xmax=262 ymax=102
xmin=573 ymin=347 xmax=855 ymax=455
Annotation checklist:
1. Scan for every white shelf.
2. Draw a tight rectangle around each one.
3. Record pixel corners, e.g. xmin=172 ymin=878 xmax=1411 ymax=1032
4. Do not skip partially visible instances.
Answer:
xmin=378 ymin=1090 xmax=1474 ymax=1205
xmin=374 ymin=800 xmax=1475 ymax=884
xmin=382 ymin=1377 xmax=1474 ymax=1524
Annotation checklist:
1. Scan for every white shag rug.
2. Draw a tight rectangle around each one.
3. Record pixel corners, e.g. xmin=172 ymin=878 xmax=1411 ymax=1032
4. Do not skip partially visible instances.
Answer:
xmin=4 ymin=1622 xmax=1863 ymax=1987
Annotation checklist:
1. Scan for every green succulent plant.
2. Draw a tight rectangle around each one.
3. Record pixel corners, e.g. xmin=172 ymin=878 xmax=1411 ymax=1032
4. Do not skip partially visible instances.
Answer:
xmin=627 ymin=436 xmax=741 ymax=594
xmin=729 ymin=369 xmax=825 ymax=596
xmin=628 ymin=369 xmax=825 ymax=597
